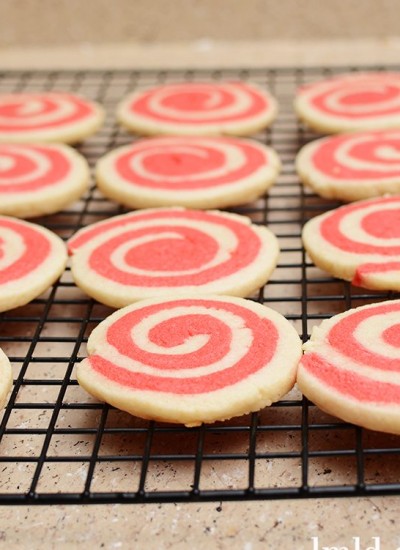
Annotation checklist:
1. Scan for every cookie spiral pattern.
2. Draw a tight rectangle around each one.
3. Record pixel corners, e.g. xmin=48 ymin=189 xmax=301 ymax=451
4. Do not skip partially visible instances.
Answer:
xmin=117 ymin=82 xmax=277 ymax=136
xmin=302 ymin=196 xmax=400 ymax=290
xmin=298 ymin=300 xmax=400 ymax=434
xmin=295 ymin=72 xmax=400 ymax=133
xmin=0 ymin=92 xmax=104 ymax=143
xmin=96 ymin=136 xmax=280 ymax=209
xmin=0 ymin=143 xmax=89 ymax=217
xmin=0 ymin=216 xmax=67 ymax=312
xmin=78 ymin=296 xmax=302 ymax=426
xmin=296 ymin=130 xmax=400 ymax=201
xmin=68 ymin=208 xmax=279 ymax=307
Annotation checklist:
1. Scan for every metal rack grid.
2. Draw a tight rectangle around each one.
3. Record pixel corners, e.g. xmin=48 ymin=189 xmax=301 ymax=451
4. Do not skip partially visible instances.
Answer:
xmin=0 ymin=66 xmax=400 ymax=505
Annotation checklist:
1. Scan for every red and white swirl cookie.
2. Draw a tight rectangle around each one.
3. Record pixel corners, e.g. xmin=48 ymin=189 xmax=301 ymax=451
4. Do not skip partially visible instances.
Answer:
xmin=0 ymin=348 xmax=12 ymax=411
xmin=0 ymin=143 xmax=90 ymax=217
xmin=0 ymin=92 xmax=104 ymax=143
xmin=68 ymin=208 xmax=279 ymax=308
xmin=117 ymin=82 xmax=277 ymax=137
xmin=297 ymin=130 xmax=400 ymax=202
xmin=302 ymin=196 xmax=400 ymax=291
xmin=298 ymin=300 xmax=400 ymax=434
xmin=78 ymin=295 xmax=302 ymax=426
xmin=295 ymin=72 xmax=400 ymax=134
xmin=96 ymin=136 xmax=280 ymax=209
xmin=0 ymin=216 xmax=67 ymax=312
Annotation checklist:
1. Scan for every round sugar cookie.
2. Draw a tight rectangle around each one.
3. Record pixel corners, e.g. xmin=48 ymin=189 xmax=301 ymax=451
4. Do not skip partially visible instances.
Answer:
xmin=0 ymin=92 xmax=104 ymax=143
xmin=0 ymin=348 xmax=12 ymax=411
xmin=302 ymin=196 xmax=400 ymax=291
xmin=116 ymin=81 xmax=277 ymax=137
xmin=0 ymin=216 xmax=67 ymax=312
xmin=296 ymin=131 xmax=400 ymax=202
xmin=68 ymin=208 xmax=280 ymax=308
xmin=78 ymin=295 xmax=302 ymax=426
xmin=298 ymin=300 xmax=400 ymax=434
xmin=0 ymin=143 xmax=90 ymax=217
xmin=96 ymin=136 xmax=280 ymax=209
xmin=295 ymin=72 xmax=400 ymax=134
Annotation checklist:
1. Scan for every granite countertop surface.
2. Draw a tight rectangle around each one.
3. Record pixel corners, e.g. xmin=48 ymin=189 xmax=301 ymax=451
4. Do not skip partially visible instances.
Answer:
xmin=0 ymin=40 xmax=400 ymax=549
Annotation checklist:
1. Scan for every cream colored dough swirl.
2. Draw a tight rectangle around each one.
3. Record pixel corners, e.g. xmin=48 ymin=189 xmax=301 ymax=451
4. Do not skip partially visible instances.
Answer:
xmin=298 ymin=300 xmax=400 ymax=434
xmin=125 ymin=140 xmax=248 ymax=182
xmin=96 ymin=136 xmax=280 ymax=209
xmin=295 ymin=72 xmax=400 ymax=133
xmin=0 ymin=95 xmax=81 ymax=127
xmin=0 ymin=216 xmax=67 ymax=312
xmin=77 ymin=295 xmax=302 ymax=426
xmin=117 ymin=81 xmax=277 ymax=136
xmin=0 ymin=145 xmax=52 ymax=184
xmin=0 ymin=92 xmax=104 ymax=143
xmin=145 ymin=83 xmax=254 ymax=121
xmin=0 ymin=143 xmax=90 ymax=217
xmin=296 ymin=130 xmax=400 ymax=201
xmin=302 ymin=196 xmax=400 ymax=290
xmin=68 ymin=208 xmax=280 ymax=308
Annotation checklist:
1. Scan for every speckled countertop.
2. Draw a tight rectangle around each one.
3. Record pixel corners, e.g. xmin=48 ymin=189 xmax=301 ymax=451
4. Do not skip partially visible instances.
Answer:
xmin=1 ymin=498 xmax=399 ymax=549
xmin=1 ymin=40 xmax=400 ymax=549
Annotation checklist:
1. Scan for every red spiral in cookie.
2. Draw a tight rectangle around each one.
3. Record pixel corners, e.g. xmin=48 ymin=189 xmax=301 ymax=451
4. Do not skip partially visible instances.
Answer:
xmin=296 ymin=73 xmax=400 ymax=132
xmin=303 ymin=196 xmax=400 ymax=288
xmin=0 ymin=217 xmax=51 ymax=283
xmin=300 ymin=73 xmax=400 ymax=119
xmin=299 ymin=301 xmax=400 ymax=416
xmin=125 ymin=82 xmax=271 ymax=124
xmin=113 ymin=137 xmax=270 ymax=190
xmin=0 ymin=93 xmax=95 ymax=132
xmin=0 ymin=144 xmax=70 ymax=193
xmin=309 ymin=131 xmax=400 ymax=181
xmin=69 ymin=209 xmax=270 ymax=287
xmin=117 ymin=81 xmax=277 ymax=137
xmin=78 ymin=296 xmax=302 ymax=425
xmin=86 ymin=297 xmax=280 ymax=394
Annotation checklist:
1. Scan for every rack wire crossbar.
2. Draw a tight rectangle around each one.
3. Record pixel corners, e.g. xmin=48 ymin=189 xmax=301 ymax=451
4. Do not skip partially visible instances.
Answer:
xmin=0 ymin=66 xmax=400 ymax=505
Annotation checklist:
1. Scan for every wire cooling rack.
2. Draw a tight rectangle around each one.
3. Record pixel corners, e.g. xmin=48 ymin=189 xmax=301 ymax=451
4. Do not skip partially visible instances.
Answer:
xmin=0 ymin=66 xmax=400 ymax=505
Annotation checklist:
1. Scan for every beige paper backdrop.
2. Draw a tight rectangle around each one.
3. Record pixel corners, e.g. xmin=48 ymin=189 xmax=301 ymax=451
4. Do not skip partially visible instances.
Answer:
xmin=1 ymin=0 xmax=400 ymax=47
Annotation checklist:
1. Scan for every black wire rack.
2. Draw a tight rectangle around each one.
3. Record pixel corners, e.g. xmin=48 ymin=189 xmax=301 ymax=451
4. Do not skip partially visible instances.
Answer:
xmin=0 ymin=66 xmax=400 ymax=506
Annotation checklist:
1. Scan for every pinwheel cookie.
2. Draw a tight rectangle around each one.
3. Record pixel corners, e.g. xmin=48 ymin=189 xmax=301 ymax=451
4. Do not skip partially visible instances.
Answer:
xmin=298 ymin=300 xmax=400 ymax=434
xmin=68 ymin=208 xmax=280 ymax=308
xmin=302 ymin=196 xmax=400 ymax=291
xmin=0 ymin=216 xmax=67 ymax=312
xmin=0 ymin=92 xmax=104 ymax=143
xmin=117 ymin=81 xmax=277 ymax=137
xmin=96 ymin=136 xmax=280 ymax=209
xmin=78 ymin=295 xmax=302 ymax=426
xmin=295 ymin=72 xmax=400 ymax=134
xmin=0 ymin=348 xmax=12 ymax=411
xmin=296 ymin=131 xmax=400 ymax=202
xmin=0 ymin=143 xmax=90 ymax=217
